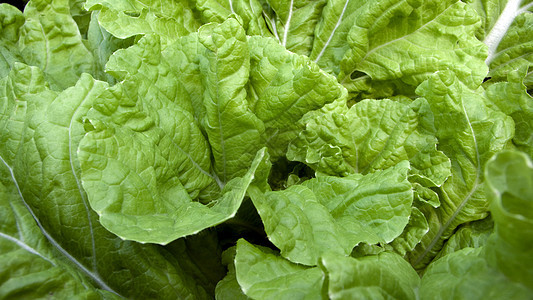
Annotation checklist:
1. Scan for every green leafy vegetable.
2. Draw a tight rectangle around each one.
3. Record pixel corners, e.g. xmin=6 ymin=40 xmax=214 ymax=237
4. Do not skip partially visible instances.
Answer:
xmin=1 ymin=0 xmax=532 ymax=298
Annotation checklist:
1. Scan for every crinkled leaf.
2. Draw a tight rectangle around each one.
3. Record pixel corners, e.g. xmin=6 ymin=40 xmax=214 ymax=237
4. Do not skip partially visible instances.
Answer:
xmin=0 ymin=63 xmax=220 ymax=298
xmin=234 ymin=239 xmax=325 ymax=300
xmin=78 ymin=77 xmax=269 ymax=243
xmin=19 ymin=0 xmax=95 ymax=90
xmin=288 ymin=98 xmax=451 ymax=188
xmin=162 ymin=33 xmax=206 ymax=122
xmin=390 ymin=207 xmax=429 ymax=256
xmin=249 ymin=162 xmax=413 ymax=265
xmin=0 ymin=164 xmax=119 ymax=299
xmin=0 ymin=4 xmax=25 ymax=78
xmin=408 ymin=70 xmax=514 ymax=269
xmin=198 ymin=19 xmax=265 ymax=182
xmin=420 ymin=248 xmax=531 ymax=300
xmin=265 ymin=0 xmax=327 ymax=55
xmin=339 ymin=0 xmax=487 ymax=99
xmin=105 ymin=33 xmax=219 ymax=202
xmin=470 ymin=0 xmax=533 ymax=85
xmin=215 ymin=247 xmax=249 ymax=300
xmin=435 ymin=217 xmax=493 ymax=260
xmin=320 ymin=252 xmax=420 ymax=300
xmin=85 ymin=0 xmax=200 ymax=48
xmin=420 ymin=150 xmax=533 ymax=298
xmin=194 ymin=0 xmax=272 ymax=36
xmin=310 ymin=0 xmax=365 ymax=74
xmin=247 ymin=36 xmax=345 ymax=159
xmin=248 ymin=184 xmax=352 ymax=266
xmin=86 ymin=11 xmax=134 ymax=84
xmin=485 ymin=66 xmax=533 ymax=158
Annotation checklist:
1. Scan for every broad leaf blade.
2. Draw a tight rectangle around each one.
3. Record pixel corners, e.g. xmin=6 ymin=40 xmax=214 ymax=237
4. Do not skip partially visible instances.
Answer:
xmin=85 ymin=0 xmax=200 ymax=47
xmin=420 ymin=150 xmax=533 ymax=299
xmin=194 ymin=0 xmax=272 ymax=36
xmin=249 ymin=162 xmax=413 ymax=265
xmin=485 ymin=66 xmax=533 ymax=158
xmin=339 ymin=0 xmax=487 ymax=99
xmin=0 ymin=4 xmax=25 ymax=78
xmin=248 ymin=36 xmax=345 ymax=159
xmin=310 ymin=0 xmax=364 ymax=74
xmin=198 ymin=19 xmax=265 ymax=183
xmin=320 ymin=252 xmax=420 ymax=300
xmin=288 ymin=97 xmax=450 ymax=187
xmin=19 ymin=0 xmax=95 ymax=90
xmin=470 ymin=0 xmax=533 ymax=85
xmin=408 ymin=70 xmax=514 ymax=269
xmin=266 ymin=0 xmax=327 ymax=55
xmin=0 ymin=63 xmax=224 ymax=298
xmin=234 ymin=239 xmax=325 ymax=300
xmin=484 ymin=150 xmax=533 ymax=289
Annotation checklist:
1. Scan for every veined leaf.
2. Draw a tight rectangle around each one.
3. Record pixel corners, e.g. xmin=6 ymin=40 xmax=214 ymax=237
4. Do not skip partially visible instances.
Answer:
xmin=420 ymin=150 xmax=533 ymax=299
xmin=338 ymin=0 xmax=487 ymax=99
xmin=198 ymin=18 xmax=265 ymax=182
xmin=485 ymin=66 xmax=533 ymax=157
xmin=194 ymin=0 xmax=272 ymax=36
xmin=310 ymin=0 xmax=364 ymax=74
xmin=408 ymin=70 xmax=514 ymax=269
xmin=265 ymin=0 xmax=327 ymax=55
xmin=249 ymin=162 xmax=413 ymax=266
xmin=0 ymin=63 xmax=220 ymax=298
xmin=288 ymin=97 xmax=451 ymax=188
xmin=0 ymin=4 xmax=25 ymax=78
xmin=484 ymin=150 xmax=533 ymax=289
xmin=19 ymin=0 xmax=95 ymax=90
xmin=85 ymin=0 xmax=200 ymax=48
xmin=247 ymin=36 xmax=345 ymax=159
xmin=470 ymin=0 xmax=533 ymax=85
xmin=320 ymin=252 xmax=420 ymax=300
xmin=234 ymin=239 xmax=325 ymax=300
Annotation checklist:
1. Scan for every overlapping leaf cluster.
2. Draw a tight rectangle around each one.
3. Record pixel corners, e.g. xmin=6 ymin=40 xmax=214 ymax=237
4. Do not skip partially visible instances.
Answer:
xmin=1 ymin=0 xmax=532 ymax=299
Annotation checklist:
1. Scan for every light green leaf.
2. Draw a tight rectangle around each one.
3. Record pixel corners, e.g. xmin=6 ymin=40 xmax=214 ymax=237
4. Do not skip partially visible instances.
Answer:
xmin=485 ymin=66 xmax=533 ymax=158
xmin=0 ymin=4 xmax=25 ymax=78
xmin=308 ymin=162 xmax=413 ymax=246
xmin=288 ymin=98 xmax=450 ymax=188
xmin=85 ymin=0 xmax=200 ymax=48
xmin=320 ymin=252 xmax=420 ymax=300
xmin=339 ymin=0 xmax=488 ymax=99
xmin=234 ymin=239 xmax=325 ymax=300
xmin=162 ymin=33 xmax=206 ymax=122
xmin=420 ymin=150 xmax=533 ymax=299
xmin=435 ymin=217 xmax=493 ymax=260
xmin=310 ymin=0 xmax=364 ymax=74
xmin=484 ymin=150 xmax=533 ymax=289
xmin=248 ymin=36 xmax=345 ymax=159
xmin=215 ymin=247 xmax=249 ymax=300
xmin=105 ymin=33 xmax=219 ymax=201
xmin=249 ymin=162 xmax=413 ymax=265
xmin=470 ymin=0 xmax=533 ymax=85
xmin=420 ymin=248 xmax=531 ymax=300
xmin=0 ymin=63 xmax=219 ymax=298
xmin=0 ymin=165 xmax=118 ymax=299
xmin=408 ymin=70 xmax=514 ymax=269
xmin=86 ymin=11 xmax=134 ymax=84
xmin=194 ymin=0 xmax=272 ymax=36
xmin=248 ymin=184 xmax=352 ymax=266
xmin=70 ymin=0 xmax=92 ymax=36
xmin=198 ymin=19 xmax=265 ymax=182
xmin=265 ymin=0 xmax=327 ymax=55
xmin=390 ymin=206 xmax=429 ymax=256
xmin=78 ymin=73 xmax=269 ymax=243
xmin=19 ymin=0 xmax=95 ymax=90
